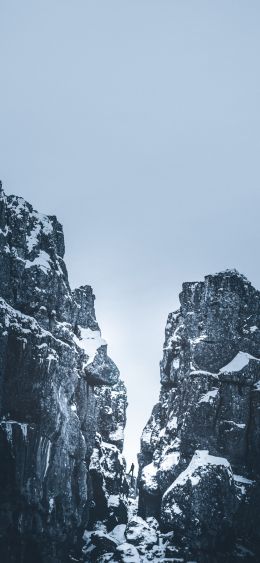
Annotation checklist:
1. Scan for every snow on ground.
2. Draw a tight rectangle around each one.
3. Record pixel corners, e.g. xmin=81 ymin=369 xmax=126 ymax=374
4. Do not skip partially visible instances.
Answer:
xmin=116 ymin=543 xmax=140 ymax=562
xmin=107 ymin=495 xmax=120 ymax=508
xmin=125 ymin=515 xmax=158 ymax=549
xmin=109 ymin=524 xmax=127 ymax=546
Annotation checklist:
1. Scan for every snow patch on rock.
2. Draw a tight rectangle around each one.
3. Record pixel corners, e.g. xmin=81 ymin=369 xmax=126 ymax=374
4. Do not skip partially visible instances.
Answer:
xmin=73 ymin=326 xmax=106 ymax=366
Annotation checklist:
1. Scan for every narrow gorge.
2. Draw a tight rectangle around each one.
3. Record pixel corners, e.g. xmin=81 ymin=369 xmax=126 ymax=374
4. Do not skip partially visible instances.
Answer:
xmin=0 ymin=185 xmax=259 ymax=562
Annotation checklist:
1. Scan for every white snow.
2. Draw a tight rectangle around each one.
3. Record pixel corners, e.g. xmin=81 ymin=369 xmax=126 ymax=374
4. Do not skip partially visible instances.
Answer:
xmin=171 ymin=502 xmax=182 ymax=515
xmin=219 ymin=351 xmax=260 ymax=373
xmin=101 ymin=440 xmax=118 ymax=452
xmin=141 ymin=426 xmax=153 ymax=447
xmin=233 ymin=474 xmax=254 ymax=496
xmin=7 ymin=196 xmax=27 ymax=217
xmin=190 ymin=352 xmax=259 ymax=379
xmin=25 ymin=250 xmax=51 ymax=273
xmin=40 ymin=438 xmax=52 ymax=479
xmin=233 ymin=474 xmax=254 ymax=485
xmin=109 ymin=427 xmax=124 ymax=441
xmin=141 ymin=462 xmax=158 ymax=492
xmin=167 ymin=416 xmax=178 ymax=431
xmin=199 ymin=388 xmax=218 ymax=403
xmin=0 ymin=296 xmax=71 ymax=352
xmin=225 ymin=420 xmax=246 ymax=429
xmin=20 ymin=423 xmax=28 ymax=440
xmin=126 ymin=516 xmax=158 ymax=548
xmin=116 ymin=543 xmax=140 ymax=562
xmin=108 ymin=495 xmax=120 ymax=508
xmin=254 ymin=380 xmax=260 ymax=391
xmin=26 ymin=211 xmax=53 ymax=252
xmin=47 ymin=352 xmax=58 ymax=371
xmin=165 ymin=325 xmax=182 ymax=348
xmin=110 ymin=524 xmax=126 ymax=545
xmin=249 ymin=325 xmax=258 ymax=333
xmin=89 ymin=448 xmax=100 ymax=471
xmin=35 ymin=212 xmax=53 ymax=236
xmin=44 ymin=442 xmax=51 ymax=479
xmin=190 ymin=364 xmax=218 ymax=377
xmin=26 ymin=223 xmax=41 ymax=252
xmin=0 ymin=226 xmax=9 ymax=237
xmin=164 ymin=450 xmax=231 ymax=493
xmin=160 ymin=451 xmax=180 ymax=472
xmin=192 ymin=333 xmax=208 ymax=344
xmin=74 ymin=326 xmax=106 ymax=366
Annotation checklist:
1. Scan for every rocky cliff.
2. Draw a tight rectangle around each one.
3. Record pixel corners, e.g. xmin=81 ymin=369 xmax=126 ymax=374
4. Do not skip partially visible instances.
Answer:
xmin=0 ymin=184 xmax=128 ymax=563
xmin=1 ymin=185 xmax=260 ymax=563
xmin=138 ymin=270 xmax=260 ymax=562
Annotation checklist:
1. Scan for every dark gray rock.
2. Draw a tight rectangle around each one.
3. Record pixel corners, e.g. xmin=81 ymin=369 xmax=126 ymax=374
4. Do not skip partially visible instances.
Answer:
xmin=0 ymin=185 xmax=128 ymax=562
xmin=138 ymin=270 xmax=260 ymax=561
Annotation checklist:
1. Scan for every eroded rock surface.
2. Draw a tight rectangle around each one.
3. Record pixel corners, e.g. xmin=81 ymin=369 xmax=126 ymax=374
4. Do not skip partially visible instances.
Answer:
xmin=138 ymin=270 xmax=260 ymax=561
xmin=0 ymin=184 xmax=128 ymax=563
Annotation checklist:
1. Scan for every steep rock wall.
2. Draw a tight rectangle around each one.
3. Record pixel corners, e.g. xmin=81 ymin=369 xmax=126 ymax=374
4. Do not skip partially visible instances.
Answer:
xmin=138 ymin=270 xmax=260 ymax=562
xmin=0 ymin=184 xmax=128 ymax=563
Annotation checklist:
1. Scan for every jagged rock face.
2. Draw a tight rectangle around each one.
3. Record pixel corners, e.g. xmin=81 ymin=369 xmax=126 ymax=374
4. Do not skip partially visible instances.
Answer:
xmin=138 ymin=270 xmax=260 ymax=561
xmin=0 ymin=185 xmax=128 ymax=563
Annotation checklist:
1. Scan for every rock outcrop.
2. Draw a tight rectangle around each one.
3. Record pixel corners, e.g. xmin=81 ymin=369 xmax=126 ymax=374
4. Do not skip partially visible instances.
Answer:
xmin=0 ymin=184 xmax=128 ymax=563
xmin=138 ymin=270 xmax=260 ymax=561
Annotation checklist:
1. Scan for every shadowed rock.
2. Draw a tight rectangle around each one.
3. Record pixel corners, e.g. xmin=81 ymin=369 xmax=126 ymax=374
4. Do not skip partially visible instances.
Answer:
xmin=0 ymin=186 xmax=128 ymax=562
xmin=138 ymin=270 xmax=260 ymax=561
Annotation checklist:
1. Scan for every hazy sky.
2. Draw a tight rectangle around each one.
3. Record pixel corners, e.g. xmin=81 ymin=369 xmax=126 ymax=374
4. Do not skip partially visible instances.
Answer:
xmin=0 ymin=1 xmax=260 ymax=466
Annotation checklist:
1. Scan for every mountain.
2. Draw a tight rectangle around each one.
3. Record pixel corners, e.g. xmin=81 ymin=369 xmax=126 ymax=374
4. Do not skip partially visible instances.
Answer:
xmin=1 ymin=184 xmax=260 ymax=562
xmin=0 ymin=183 xmax=128 ymax=562
xmin=138 ymin=270 xmax=260 ymax=562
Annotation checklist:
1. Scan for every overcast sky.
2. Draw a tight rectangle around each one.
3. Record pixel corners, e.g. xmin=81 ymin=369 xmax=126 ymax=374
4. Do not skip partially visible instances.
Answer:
xmin=0 ymin=1 xmax=260 ymax=467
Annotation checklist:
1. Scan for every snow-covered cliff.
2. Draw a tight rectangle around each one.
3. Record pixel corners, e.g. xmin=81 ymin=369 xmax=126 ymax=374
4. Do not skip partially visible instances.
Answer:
xmin=138 ymin=270 xmax=260 ymax=561
xmin=0 ymin=184 xmax=128 ymax=562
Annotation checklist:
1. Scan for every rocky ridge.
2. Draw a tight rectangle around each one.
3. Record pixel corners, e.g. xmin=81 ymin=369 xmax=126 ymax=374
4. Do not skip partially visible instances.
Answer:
xmin=0 ymin=184 xmax=128 ymax=563
xmin=1 ymin=184 xmax=260 ymax=563
xmin=138 ymin=270 xmax=260 ymax=562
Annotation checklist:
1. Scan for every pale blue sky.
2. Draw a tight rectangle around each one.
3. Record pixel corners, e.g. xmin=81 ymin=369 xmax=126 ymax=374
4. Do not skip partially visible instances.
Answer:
xmin=0 ymin=1 xmax=260 ymax=466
